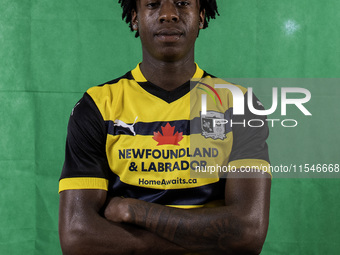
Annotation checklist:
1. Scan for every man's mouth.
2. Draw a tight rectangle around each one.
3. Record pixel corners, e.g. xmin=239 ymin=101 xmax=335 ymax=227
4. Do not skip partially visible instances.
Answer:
xmin=155 ymin=29 xmax=183 ymax=42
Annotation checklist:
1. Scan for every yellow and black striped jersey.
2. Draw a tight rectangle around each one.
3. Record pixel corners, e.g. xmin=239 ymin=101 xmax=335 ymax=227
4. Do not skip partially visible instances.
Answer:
xmin=59 ymin=64 xmax=270 ymax=208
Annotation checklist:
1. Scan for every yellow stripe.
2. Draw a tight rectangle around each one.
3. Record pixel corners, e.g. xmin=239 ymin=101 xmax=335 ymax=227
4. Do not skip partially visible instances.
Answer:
xmin=59 ymin=177 xmax=109 ymax=193
xmin=167 ymin=205 xmax=205 ymax=209
xmin=192 ymin=63 xmax=204 ymax=78
xmin=228 ymin=159 xmax=272 ymax=176
xmin=167 ymin=200 xmax=225 ymax=209
xmin=131 ymin=63 xmax=147 ymax=82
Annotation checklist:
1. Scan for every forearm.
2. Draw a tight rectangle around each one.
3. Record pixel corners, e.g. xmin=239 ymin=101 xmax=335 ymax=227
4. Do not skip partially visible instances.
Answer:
xmin=59 ymin=190 xmax=187 ymax=255
xmin=61 ymin=212 xmax=186 ymax=255
xmin=105 ymin=174 xmax=271 ymax=254
xmin=106 ymin=199 xmax=257 ymax=254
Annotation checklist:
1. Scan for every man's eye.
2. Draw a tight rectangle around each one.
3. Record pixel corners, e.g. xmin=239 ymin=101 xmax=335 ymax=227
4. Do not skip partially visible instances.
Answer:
xmin=176 ymin=1 xmax=190 ymax=7
xmin=146 ymin=2 xmax=159 ymax=8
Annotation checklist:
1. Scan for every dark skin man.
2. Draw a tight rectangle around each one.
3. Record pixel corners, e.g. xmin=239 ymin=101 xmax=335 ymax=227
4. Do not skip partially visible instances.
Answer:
xmin=59 ymin=1 xmax=271 ymax=254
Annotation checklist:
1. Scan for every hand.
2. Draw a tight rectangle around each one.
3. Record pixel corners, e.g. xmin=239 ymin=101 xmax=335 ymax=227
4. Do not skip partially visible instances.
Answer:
xmin=104 ymin=196 xmax=132 ymax=223
xmin=104 ymin=197 xmax=155 ymax=227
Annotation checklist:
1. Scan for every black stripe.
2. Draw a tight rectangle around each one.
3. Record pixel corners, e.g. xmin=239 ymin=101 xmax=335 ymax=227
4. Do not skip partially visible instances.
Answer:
xmin=96 ymin=70 xmax=212 ymax=102
xmin=138 ymin=80 xmax=191 ymax=103
xmin=105 ymin=108 xmax=233 ymax=137
xmin=106 ymin=119 xmax=190 ymax=136
xmin=136 ymin=71 xmax=212 ymax=103
xmin=97 ymin=71 xmax=133 ymax=87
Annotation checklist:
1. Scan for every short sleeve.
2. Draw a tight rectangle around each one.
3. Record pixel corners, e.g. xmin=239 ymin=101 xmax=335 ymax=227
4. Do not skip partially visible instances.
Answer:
xmin=228 ymin=91 xmax=271 ymax=175
xmin=59 ymin=93 xmax=110 ymax=192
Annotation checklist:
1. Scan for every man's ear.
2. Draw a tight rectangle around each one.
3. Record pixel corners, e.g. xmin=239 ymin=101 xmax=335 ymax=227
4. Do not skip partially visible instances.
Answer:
xmin=131 ymin=9 xmax=138 ymax=31
xmin=199 ymin=9 xmax=205 ymax=29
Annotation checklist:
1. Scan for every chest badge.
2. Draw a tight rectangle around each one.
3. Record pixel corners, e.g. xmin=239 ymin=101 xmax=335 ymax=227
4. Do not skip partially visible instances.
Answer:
xmin=201 ymin=111 xmax=226 ymax=140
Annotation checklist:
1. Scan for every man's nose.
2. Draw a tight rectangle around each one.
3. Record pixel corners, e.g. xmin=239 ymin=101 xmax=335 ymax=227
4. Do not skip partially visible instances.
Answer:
xmin=158 ymin=2 xmax=179 ymax=23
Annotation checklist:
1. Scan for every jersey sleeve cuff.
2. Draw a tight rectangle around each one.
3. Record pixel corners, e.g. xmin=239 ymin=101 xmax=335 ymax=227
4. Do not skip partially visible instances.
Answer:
xmin=58 ymin=177 xmax=109 ymax=193
xmin=228 ymin=159 xmax=272 ymax=176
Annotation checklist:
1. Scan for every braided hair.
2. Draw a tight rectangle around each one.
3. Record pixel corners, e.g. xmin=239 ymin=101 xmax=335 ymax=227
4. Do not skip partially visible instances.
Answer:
xmin=118 ymin=0 xmax=219 ymax=37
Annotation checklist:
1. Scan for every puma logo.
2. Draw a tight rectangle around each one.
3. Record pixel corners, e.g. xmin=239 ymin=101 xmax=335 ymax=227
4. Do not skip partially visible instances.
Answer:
xmin=114 ymin=116 xmax=138 ymax=136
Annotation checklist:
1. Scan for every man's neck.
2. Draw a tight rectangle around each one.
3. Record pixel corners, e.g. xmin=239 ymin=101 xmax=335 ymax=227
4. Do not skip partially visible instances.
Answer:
xmin=139 ymin=55 xmax=197 ymax=91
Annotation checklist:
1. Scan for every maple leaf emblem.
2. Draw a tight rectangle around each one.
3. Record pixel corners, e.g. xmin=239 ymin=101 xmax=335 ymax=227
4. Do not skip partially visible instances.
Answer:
xmin=153 ymin=123 xmax=183 ymax=146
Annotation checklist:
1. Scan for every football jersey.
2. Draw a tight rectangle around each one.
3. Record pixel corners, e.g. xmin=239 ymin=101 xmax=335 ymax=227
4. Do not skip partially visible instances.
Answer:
xmin=59 ymin=64 xmax=270 ymax=208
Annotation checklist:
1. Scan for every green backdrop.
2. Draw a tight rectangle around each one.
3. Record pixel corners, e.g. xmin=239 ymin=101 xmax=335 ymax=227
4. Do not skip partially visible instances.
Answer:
xmin=1 ymin=0 xmax=339 ymax=254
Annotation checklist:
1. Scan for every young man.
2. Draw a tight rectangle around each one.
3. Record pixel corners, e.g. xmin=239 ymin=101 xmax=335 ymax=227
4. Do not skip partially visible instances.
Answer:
xmin=59 ymin=0 xmax=271 ymax=254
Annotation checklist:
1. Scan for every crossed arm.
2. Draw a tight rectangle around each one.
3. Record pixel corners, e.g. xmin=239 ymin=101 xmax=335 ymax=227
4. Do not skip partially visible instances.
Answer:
xmin=59 ymin=172 xmax=271 ymax=255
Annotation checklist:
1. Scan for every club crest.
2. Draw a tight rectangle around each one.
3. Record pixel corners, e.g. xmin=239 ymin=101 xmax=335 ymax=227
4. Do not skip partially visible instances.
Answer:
xmin=201 ymin=111 xmax=226 ymax=140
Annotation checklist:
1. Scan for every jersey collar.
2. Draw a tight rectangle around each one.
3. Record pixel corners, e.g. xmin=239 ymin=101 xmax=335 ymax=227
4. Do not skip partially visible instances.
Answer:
xmin=131 ymin=63 xmax=204 ymax=82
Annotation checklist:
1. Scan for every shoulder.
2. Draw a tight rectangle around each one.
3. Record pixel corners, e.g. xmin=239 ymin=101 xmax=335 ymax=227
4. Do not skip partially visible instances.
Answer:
xmin=201 ymin=70 xmax=248 ymax=95
xmin=197 ymin=71 xmax=248 ymax=113
xmin=84 ymin=70 xmax=138 ymax=120
xmin=87 ymin=71 xmax=134 ymax=99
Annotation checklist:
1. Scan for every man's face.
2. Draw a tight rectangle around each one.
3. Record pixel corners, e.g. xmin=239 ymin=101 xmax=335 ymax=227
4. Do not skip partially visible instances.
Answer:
xmin=133 ymin=0 xmax=205 ymax=62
